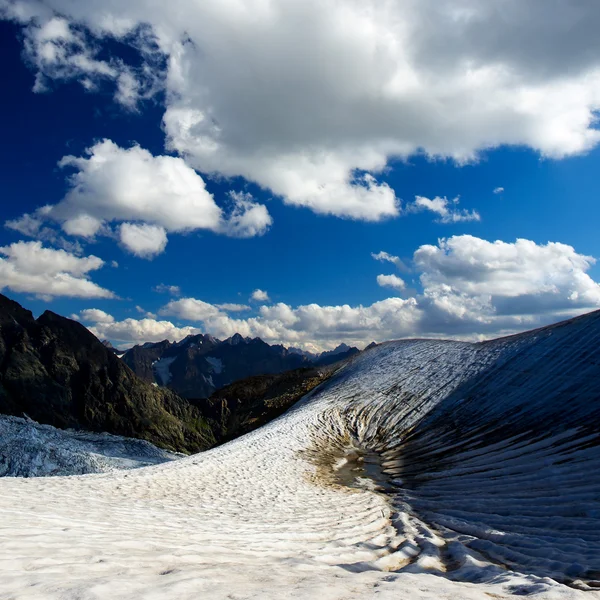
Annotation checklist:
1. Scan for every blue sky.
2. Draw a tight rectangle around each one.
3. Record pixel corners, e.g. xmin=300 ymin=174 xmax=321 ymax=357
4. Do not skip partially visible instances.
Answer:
xmin=2 ymin=2 xmax=600 ymax=351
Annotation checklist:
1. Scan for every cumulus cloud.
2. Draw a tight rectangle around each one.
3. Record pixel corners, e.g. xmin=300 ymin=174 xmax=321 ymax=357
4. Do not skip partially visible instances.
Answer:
xmin=55 ymin=140 xmax=222 ymax=235
xmin=78 ymin=309 xmax=202 ymax=348
xmin=377 ymin=274 xmax=406 ymax=291
xmin=216 ymin=303 xmax=250 ymax=312
xmin=153 ymin=283 xmax=181 ymax=296
xmin=58 ymin=234 xmax=600 ymax=350
xmin=79 ymin=308 xmax=114 ymax=324
xmin=5 ymin=140 xmax=272 ymax=257
xmin=148 ymin=235 xmax=600 ymax=350
xmin=0 ymin=240 xmax=114 ymax=299
xmin=6 ymin=1 xmax=600 ymax=221
xmin=0 ymin=11 xmax=161 ymax=109
xmin=493 ymin=187 xmax=505 ymax=195
xmin=160 ymin=298 xmax=223 ymax=321
xmin=221 ymin=192 xmax=272 ymax=238
xmin=135 ymin=305 xmax=157 ymax=319
xmin=119 ymin=223 xmax=168 ymax=259
xmin=5 ymin=212 xmax=44 ymax=237
xmin=408 ymin=196 xmax=481 ymax=224
xmin=415 ymin=235 xmax=600 ymax=319
xmin=250 ymin=289 xmax=270 ymax=302
xmin=371 ymin=251 xmax=408 ymax=272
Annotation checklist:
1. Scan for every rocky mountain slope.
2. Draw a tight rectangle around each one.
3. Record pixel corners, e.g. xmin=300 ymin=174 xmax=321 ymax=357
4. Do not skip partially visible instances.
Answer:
xmin=0 ymin=294 xmax=215 ymax=453
xmin=121 ymin=333 xmax=358 ymax=398
xmin=0 ymin=293 xmax=346 ymax=456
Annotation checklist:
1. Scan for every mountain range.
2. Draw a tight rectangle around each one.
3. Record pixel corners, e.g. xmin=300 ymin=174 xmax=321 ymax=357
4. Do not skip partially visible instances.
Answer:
xmin=0 ymin=293 xmax=354 ymax=454
xmin=118 ymin=333 xmax=359 ymax=398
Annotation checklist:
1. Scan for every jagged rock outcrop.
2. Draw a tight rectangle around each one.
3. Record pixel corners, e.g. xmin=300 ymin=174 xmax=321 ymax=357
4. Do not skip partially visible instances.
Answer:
xmin=0 ymin=294 xmax=215 ymax=453
xmin=314 ymin=343 xmax=360 ymax=366
xmin=121 ymin=333 xmax=313 ymax=398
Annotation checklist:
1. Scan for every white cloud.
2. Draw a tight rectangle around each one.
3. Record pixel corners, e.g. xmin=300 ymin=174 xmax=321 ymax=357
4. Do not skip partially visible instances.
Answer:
xmin=160 ymin=298 xmax=223 ymax=321
xmin=371 ymin=251 xmax=407 ymax=272
xmin=58 ymin=234 xmax=600 ymax=350
xmin=153 ymin=283 xmax=181 ymax=296
xmin=5 ymin=140 xmax=272 ymax=257
xmin=7 ymin=1 xmax=600 ymax=221
xmin=377 ymin=274 xmax=406 ymax=291
xmin=5 ymin=212 xmax=44 ymax=237
xmin=79 ymin=311 xmax=202 ymax=348
xmin=79 ymin=308 xmax=115 ymax=324
xmin=493 ymin=187 xmax=505 ymax=195
xmin=54 ymin=140 xmax=222 ymax=234
xmin=221 ymin=192 xmax=272 ymax=238
xmin=216 ymin=303 xmax=250 ymax=312
xmin=415 ymin=235 xmax=600 ymax=309
xmin=250 ymin=289 xmax=270 ymax=302
xmin=119 ymin=223 xmax=168 ymax=259
xmin=0 ymin=240 xmax=114 ymax=299
xmin=62 ymin=214 xmax=104 ymax=238
xmin=150 ymin=236 xmax=600 ymax=350
xmin=3 ymin=13 xmax=159 ymax=109
xmin=408 ymin=196 xmax=481 ymax=224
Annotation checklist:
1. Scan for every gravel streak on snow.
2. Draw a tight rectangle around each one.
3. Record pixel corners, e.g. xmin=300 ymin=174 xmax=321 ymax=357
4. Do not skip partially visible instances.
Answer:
xmin=1 ymin=312 xmax=600 ymax=599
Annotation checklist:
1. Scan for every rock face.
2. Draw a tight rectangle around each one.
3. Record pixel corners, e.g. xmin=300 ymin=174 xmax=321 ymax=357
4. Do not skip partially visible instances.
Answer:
xmin=121 ymin=333 xmax=315 ymax=398
xmin=0 ymin=294 xmax=215 ymax=453
xmin=121 ymin=336 xmax=360 ymax=399
xmin=314 ymin=343 xmax=360 ymax=366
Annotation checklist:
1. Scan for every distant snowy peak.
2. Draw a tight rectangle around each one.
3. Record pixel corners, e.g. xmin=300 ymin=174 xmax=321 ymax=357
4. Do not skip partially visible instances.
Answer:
xmin=121 ymin=332 xmax=313 ymax=398
xmin=315 ymin=343 xmax=360 ymax=366
xmin=288 ymin=347 xmax=318 ymax=360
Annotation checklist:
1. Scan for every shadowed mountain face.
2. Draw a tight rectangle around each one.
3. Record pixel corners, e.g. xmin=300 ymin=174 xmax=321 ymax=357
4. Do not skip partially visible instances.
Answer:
xmin=120 ymin=334 xmax=358 ymax=398
xmin=0 ymin=294 xmax=344 ymax=455
xmin=0 ymin=294 xmax=215 ymax=453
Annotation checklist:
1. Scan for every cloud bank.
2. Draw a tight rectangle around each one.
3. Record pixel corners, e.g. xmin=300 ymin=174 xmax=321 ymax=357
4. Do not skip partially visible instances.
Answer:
xmin=6 ymin=140 xmax=272 ymax=257
xmin=0 ymin=240 xmax=114 ymax=299
xmin=4 ymin=0 xmax=600 ymax=225
xmin=78 ymin=235 xmax=600 ymax=350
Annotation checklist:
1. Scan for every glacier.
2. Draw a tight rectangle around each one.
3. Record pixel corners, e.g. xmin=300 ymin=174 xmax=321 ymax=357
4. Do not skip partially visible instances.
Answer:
xmin=0 ymin=416 xmax=182 ymax=477
xmin=0 ymin=311 xmax=599 ymax=599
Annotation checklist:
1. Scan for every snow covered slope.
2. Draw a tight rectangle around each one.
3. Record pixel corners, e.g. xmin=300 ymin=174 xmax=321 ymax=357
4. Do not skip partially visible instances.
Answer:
xmin=0 ymin=416 xmax=182 ymax=477
xmin=0 ymin=311 xmax=599 ymax=599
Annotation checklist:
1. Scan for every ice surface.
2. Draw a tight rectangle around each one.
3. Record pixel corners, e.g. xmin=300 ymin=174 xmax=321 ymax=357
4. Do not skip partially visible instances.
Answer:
xmin=152 ymin=356 xmax=176 ymax=386
xmin=0 ymin=416 xmax=181 ymax=477
xmin=0 ymin=312 xmax=599 ymax=598
xmin=205 ymin=356 xmax=224 ymax=374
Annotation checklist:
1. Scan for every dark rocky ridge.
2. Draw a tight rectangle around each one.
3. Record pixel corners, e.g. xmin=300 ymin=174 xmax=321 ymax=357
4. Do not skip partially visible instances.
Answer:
xmin=0 ymin=294 xmax=215 ymax=453
xmin=121 ymin=333 xmax=359 ymax=398
xmin=0 ymin=294 xmax=347 ymax=455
